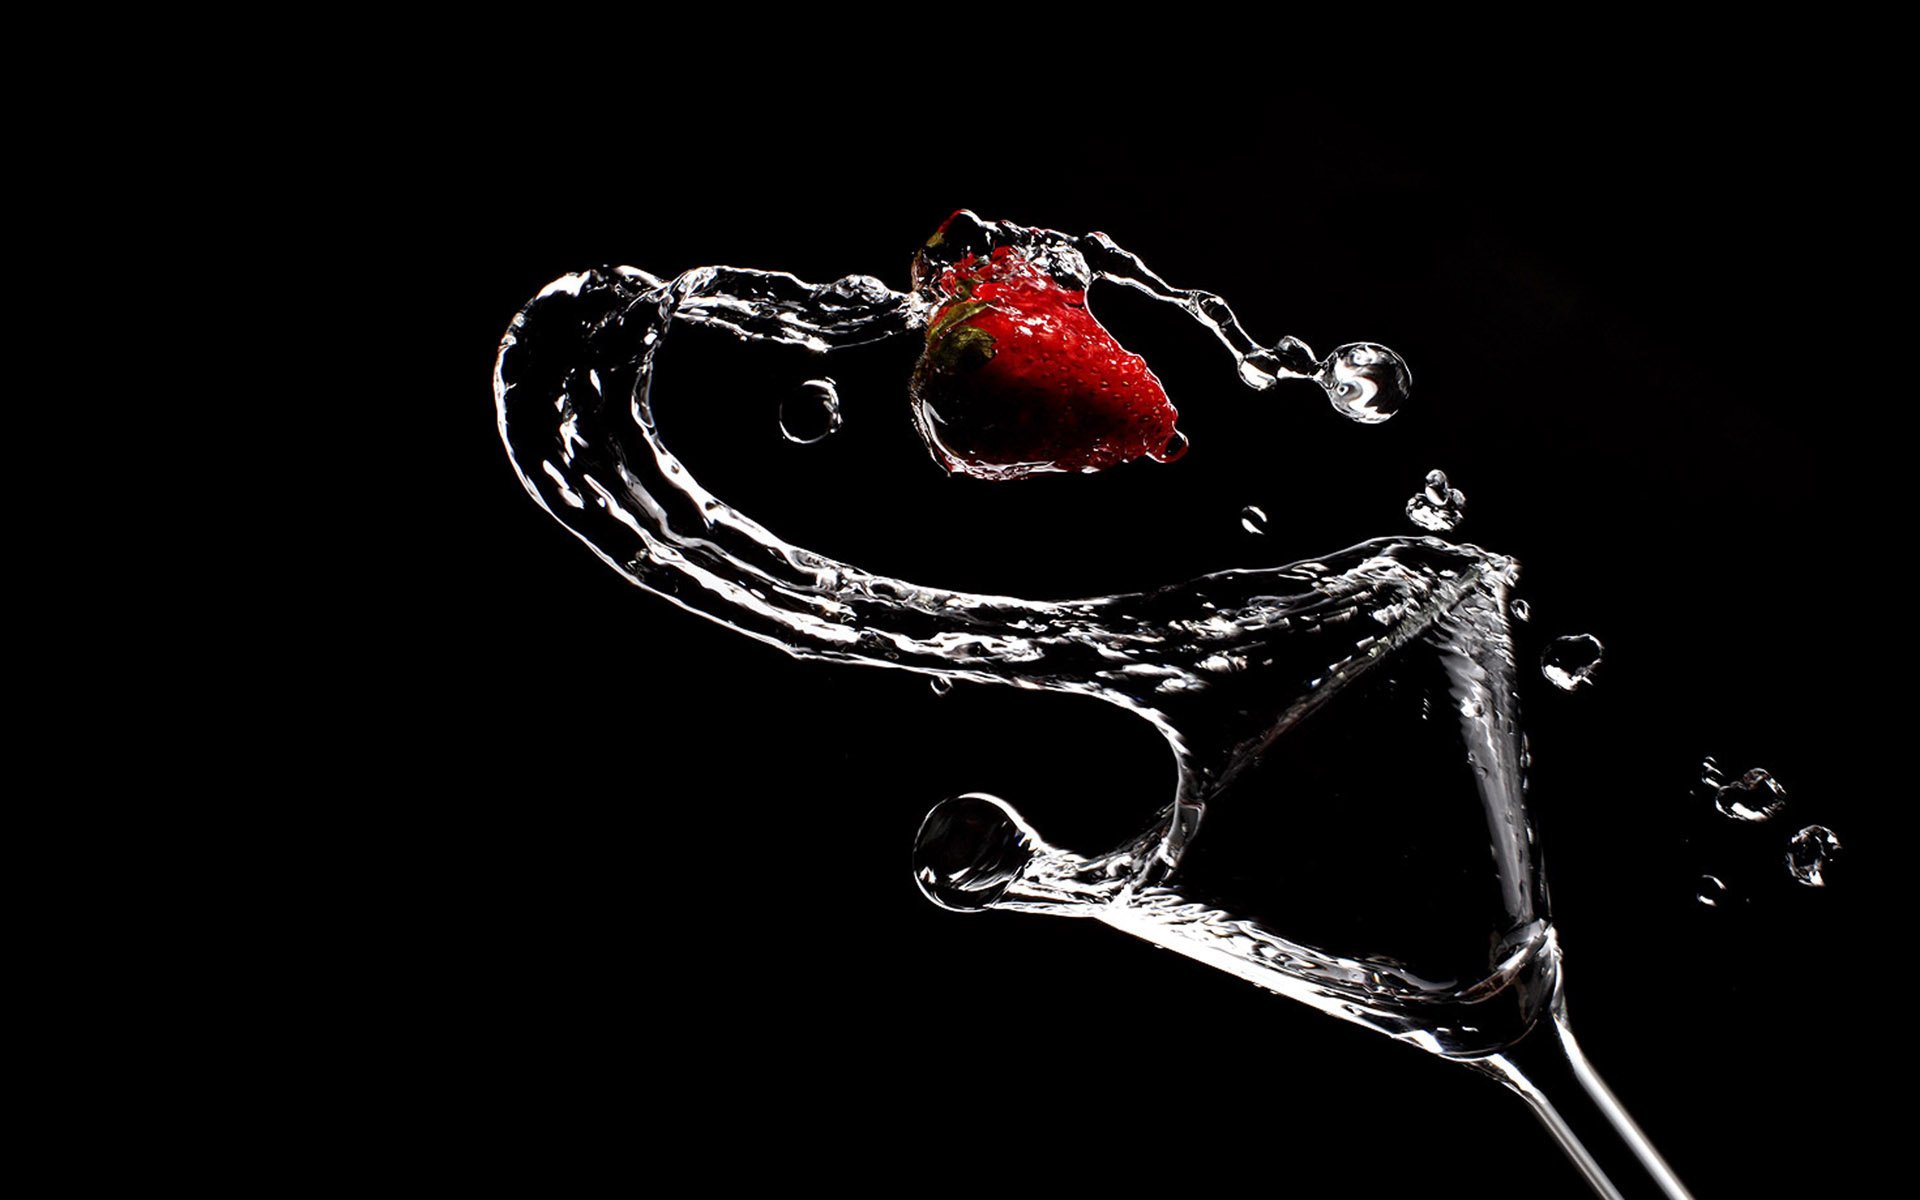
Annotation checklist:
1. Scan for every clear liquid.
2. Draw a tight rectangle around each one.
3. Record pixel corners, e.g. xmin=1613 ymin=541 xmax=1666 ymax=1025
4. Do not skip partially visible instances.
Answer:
xmin=494 ymin=215 xmax=1551 ymax=1058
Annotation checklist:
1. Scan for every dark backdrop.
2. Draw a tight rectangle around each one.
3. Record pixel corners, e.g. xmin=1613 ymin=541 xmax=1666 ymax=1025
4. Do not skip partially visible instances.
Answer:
xmin=384 ymin=74 xmax=1887 ymax=1193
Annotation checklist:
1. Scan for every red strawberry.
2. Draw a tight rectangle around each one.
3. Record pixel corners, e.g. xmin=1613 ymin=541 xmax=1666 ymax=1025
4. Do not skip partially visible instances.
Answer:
xmin=910 ymin=218 xmax=1185 ymax=481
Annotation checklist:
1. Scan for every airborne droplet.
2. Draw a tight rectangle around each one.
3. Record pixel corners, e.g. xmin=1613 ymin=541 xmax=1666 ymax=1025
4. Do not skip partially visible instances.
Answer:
xmin=1714 ymin=767 xmax=1788 ymax=823
xmin=1696 ymin=875 xmax=1730 ymax=908
xmin=1318 ymin=342 xmax=1411 ymax=424
xmin=1786 ymin=825 xmax=1842 ymax=887
xmin=1406 ymin=469 xmax=1466 ymax=532
xmin=1541 ymin=634 xmax=1604 ymax=691
xmin=1241 ymin=505 xmax=1269 ymax=535
xmin=780 ymin=378 xmax=844 ymax=444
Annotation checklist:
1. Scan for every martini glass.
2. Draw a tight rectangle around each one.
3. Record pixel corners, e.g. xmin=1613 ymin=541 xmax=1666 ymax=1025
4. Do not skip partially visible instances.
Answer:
xmin=911 ymin=558 xmax=1691 ymax=1200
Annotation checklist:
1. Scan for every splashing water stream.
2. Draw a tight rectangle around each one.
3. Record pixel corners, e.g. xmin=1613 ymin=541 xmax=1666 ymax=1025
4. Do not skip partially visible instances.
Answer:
xmin=495 ymin=213 xmax=1689 ymax=1199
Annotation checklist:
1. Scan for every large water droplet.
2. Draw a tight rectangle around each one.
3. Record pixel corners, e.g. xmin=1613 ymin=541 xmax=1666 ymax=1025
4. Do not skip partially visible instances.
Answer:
xmin=1541 ymin=634 xmax=1603 ymax=691
xmin=1318 ymin=343 xmax=1410 ymax=424
xmin=1714 ymin=767 xmax=1788 ymax=823
xmin=913 ymin=793 xmax=1042 ymax=912
xmin=1697 ymin=874 xmax=1731 ymax=908
xmin=1406 ymin=469 xmax=1466 ymax=532
xmin=929 ymin=676 xmax=954 ymax=696
xmin=780 ymin=378 xmax=843 ymax=444
xmin=1512 ymin=599 xmax=1532 ymax=623
xmin=1240 ymin=505 xmax=1269 ymax=535
xmin=1786 ymin=825 xmax=1841 ymax=887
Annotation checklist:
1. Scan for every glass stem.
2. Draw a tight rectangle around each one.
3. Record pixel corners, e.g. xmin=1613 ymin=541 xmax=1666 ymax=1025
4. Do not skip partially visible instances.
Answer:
xmin=1471 ymin=1006 xmax=1693 ymax=1200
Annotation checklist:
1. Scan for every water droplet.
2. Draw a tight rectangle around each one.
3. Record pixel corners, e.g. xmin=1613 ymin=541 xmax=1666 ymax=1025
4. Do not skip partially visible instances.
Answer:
xmin=1786 ymin=825 xmax=1841 ymax=887
xmin=779 ymin=378 xmax=843 ymax=444
xmin=1240 ymin=505 xmax=1269 ymax=535
xmin=1713 ymin=767 xmax=1788 ymax=823
xmin=1697 ymin=875 xmax=1730 ymax=907
xmin=929 ymin=676 xmax=954 ymax=696
xmin=912 ymin=793 xmax=1042 ymax=912
xmin=1318 ymin=343 xmax=1410 ymax=424
xmin=1512 ymin=599 xmax=1531 ymax=623
xmin=1405 ymin=468 xmax=1466 ymax=532
xmin=1541 ymin=634 xmax=1603 ymax=691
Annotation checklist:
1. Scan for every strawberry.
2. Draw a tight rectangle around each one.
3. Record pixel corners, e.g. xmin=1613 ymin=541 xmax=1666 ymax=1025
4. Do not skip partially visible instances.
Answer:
xmin=910 ymin=214 xmax=1185 ymax=481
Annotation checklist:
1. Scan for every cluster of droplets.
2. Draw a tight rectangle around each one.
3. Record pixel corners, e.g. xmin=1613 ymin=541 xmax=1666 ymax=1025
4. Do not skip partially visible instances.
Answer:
xmin=1692 ymin=757 xmax=1843 ymax=903
xmin=1406 ymin=469 xmax=1467 ymax=532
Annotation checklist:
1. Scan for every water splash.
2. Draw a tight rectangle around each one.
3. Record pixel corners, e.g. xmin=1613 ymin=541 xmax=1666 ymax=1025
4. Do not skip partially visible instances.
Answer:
xmin=1407 ymin=469 xmax=1467 ymax=532
xmin=495 ymin=232 xmax=1537 ymax=1052
xmin=1786 ymin=825 xmax=1841 ymax=887
xmin=1541 ymin=634 xmax=1604 ymax=691
xmin=780 ymin=378 xmax=843 ymax=444
xmin=1714 ymin=767 xmax=1788 ymax=823
xmin=1240 ymin=505 xmax=1268 ymax=535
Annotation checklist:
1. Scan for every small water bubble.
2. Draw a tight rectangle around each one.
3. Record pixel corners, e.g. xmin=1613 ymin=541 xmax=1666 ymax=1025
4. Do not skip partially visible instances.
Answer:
xmin=1406 ymin=469 xmax=1466 ymax=532
xmin=1240 ymin=505 xmax=1269 ymax=535
xmin=1713 ymin=767 xmax=1788 ymax=823
xmin=1786 ymin=825 xmax=1841 ymax=887
xmin=1318 ymin=343 xmax=1410 ymax=424
xmin=1697 ymin=875 xmax=1731 ymax=908
xmin=929 ymin=676 xmax=954 ymax=696
xmin=780 ymin=378 xmax=843 ymax=444
xmin=1541 ymin=634 xmax=1603 ymax=691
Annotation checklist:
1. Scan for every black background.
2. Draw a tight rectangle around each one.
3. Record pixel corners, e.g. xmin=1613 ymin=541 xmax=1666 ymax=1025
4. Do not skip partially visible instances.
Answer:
xmin=385 ymin=69 xmax=1889 ymax=1193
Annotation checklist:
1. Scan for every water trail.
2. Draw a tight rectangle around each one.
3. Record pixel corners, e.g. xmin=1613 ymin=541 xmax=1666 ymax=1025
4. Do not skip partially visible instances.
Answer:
xmin=495 ymin=218 xmax=1535 ymax=1021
